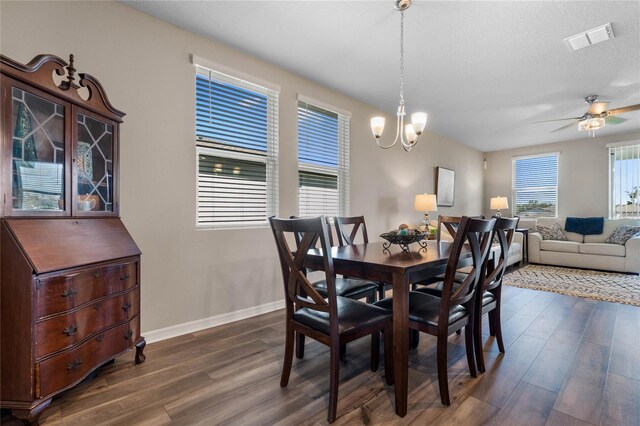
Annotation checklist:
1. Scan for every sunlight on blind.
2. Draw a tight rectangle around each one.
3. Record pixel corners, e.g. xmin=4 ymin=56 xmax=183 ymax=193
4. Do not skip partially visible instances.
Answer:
xmin=609 ymin=143 xmax=640 ymax=219
xmin=513 ymin=154 xmax=558 ymax=218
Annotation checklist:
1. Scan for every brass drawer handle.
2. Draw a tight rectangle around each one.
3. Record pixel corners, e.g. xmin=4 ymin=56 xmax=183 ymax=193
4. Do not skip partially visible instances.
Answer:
xmin=67 ymin=358 xmax=83 ymax=371
xmin=122 ymin=301 xmax=132 ymax=312
xmin=95 ymin=333 xmax=105 ymax=342
xmin=120 ymin=272 xmax=131 ymax=281
xmin=63 ymin=324 xmax=78 ymax=336
xmin=62 ymin=288 xmax=77 ymax=298
xmin=123 ymin=329 xmax=133 ymax=341
xmin=93 ymin=269 xmax=101 ymax=278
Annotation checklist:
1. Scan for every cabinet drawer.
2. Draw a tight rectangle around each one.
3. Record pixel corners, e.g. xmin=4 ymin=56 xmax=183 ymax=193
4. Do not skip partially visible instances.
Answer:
xmin=35 ymin=288 xmax=139 ymax=359
xmin=37 ymin=318 xmax=139 ymax=399
xmin=36 ymin=261 xmax=137 ymax=318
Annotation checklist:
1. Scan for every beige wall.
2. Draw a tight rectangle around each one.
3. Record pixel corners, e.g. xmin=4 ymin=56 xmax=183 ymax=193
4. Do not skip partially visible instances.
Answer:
xmin=483 ymin=131 xmax=640 ymax=219
xmin=1 ymin=1 xmax=484 ymax=333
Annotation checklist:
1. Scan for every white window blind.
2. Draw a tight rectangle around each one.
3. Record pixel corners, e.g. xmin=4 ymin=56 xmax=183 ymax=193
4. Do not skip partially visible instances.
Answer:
xmin=609 ymin=143 xmax=640 ymax=219
xmin=195 ymin=66 xmax=278 ymax=228
xmin=512 ymin=153 xmax=558 ymax=218
xmin=297 ymin=100 xmax=349 ymax=217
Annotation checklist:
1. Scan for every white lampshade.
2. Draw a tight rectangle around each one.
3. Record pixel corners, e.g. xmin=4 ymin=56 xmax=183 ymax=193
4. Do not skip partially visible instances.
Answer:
xmin=405 ymin=124 xmax=417 ymax=143
xmin=411 ymin=112 xmax=427 ymax=134
xmin=414 ymin=193 xmax=437 ymax=212
xmin=490 ymin=196 xmax=509 ymax=210
xmin=371 ymin=117 xmax=385 ymax=138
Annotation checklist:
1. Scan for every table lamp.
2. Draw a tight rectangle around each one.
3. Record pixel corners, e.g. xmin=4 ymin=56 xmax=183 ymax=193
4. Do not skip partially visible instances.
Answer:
xmin=490 ymin=196 xmax=509 ymax=217
xmin=414 ymin=194 xmax=437 ymax=229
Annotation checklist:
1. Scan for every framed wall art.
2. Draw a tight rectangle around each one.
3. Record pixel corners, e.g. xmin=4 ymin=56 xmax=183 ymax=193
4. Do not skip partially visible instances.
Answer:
xmin=436 ymin=167 xmax=455 ymax=207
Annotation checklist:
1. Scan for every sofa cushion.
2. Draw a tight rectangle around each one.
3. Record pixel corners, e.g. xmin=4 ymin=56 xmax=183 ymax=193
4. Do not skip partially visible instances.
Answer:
xmin=540 ymin=240 xmax=580 ymax=253
xmin=605 ymin=225 xmax=640 ymax=245
xmin=585 ymin=219 xmax=640 ymax=243
xmin=537 ymin=223 xmax=567 ymax=241
xmin=537 ymin=218 xmax=583 ymax=242
xmin=579 ymin=243 xmax=626 ymax=257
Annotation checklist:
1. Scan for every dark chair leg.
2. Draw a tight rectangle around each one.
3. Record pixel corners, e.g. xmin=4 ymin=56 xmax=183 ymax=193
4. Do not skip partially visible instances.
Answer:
xmin=328 ymin=341 xmax=340 ymax=423
xmin=340 ymin=344 xmax=346 ymax=359
xmin=409 ymin=328 xmax=420 ymax=349
xmin=436 ymin=333 xmax=450 ymax=406
xmin=494 ymin=293 xmax=505 ymax=353
xmin=296 ymin=332 xmax=305 ymax=359
xmin=464 ymin=323 xmax=477 ymax=378
xmin=281 ymin=322 xmax=294 ymax=387
xmin=488 ymin=311 xmax=496 ymax=336
xmin=378 ymin=283 xmax=385 ymax=300
xmin=474 ymin=308 xmax=486 ymax=373
xmin=370 ymin=331 xmax=380 ymax=372
xmin=383 ymin=326 xmax=394 ymax=385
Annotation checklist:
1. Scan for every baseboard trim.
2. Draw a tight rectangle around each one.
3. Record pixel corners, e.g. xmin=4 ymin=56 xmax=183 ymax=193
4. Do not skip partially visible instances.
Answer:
xmin=144 ymin=299 xmax=285 ymax=344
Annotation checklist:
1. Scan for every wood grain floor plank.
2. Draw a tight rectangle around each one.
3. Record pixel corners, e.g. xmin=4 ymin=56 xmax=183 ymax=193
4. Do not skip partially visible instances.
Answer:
xmin=553 ymin=341 xmax=610 ymax=424
xmin=545 ymin=409 xmax=595 ymax=426
xmin=582 ymin=301 xmax=618 ymax=347
xmin=599 ymin=373 xmax=640 ymax=426
xmin=492 ymin=382 xmax=557 ymax=426
xmin=609 ymin=303 xmax=640 ymax=381
xmin=522 ymin=328 xmax=583 ymax=392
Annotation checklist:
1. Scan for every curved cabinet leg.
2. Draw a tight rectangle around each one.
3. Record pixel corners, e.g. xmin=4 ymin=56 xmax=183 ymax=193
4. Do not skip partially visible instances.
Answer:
xmin=12 ymin=398 xmax=52 ymax=426
xmin=135 ymin=337 xmax=146 ymax=364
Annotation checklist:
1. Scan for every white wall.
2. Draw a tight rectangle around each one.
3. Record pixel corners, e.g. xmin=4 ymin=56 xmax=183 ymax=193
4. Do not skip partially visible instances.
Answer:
xmin=1 ymin=1 xmax=484 ymax=334
xmin=483 ymin=131 xmax=640 ymax=219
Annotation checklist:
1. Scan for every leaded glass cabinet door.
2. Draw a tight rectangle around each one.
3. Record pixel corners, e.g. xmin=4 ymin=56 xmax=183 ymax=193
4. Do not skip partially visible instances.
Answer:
xmin=73 ymin=109 xmax=118 ymax=215
xmin=4 ymin=80 xmax=70 ymax=216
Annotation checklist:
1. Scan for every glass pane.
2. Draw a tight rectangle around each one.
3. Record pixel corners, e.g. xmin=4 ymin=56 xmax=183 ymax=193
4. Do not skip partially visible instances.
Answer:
xmin=11 ymin=87 xmax=65 ymax=211
xmin=76 ymin=113 xmax=113 ymax=212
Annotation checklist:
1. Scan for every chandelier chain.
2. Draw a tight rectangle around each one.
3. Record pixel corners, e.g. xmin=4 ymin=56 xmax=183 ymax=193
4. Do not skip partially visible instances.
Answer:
xmin=399 ymin=10 xmax=405 ymax=105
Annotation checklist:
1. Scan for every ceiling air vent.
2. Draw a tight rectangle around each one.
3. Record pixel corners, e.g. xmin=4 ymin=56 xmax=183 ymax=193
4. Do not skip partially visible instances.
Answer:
xmin=564 ymin=23 xmax=615 ymax=51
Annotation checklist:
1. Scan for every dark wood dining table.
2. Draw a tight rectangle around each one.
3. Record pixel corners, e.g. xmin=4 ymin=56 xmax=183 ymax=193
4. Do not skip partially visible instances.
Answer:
xmin=304 ymin=239 xmax=477 ymax=417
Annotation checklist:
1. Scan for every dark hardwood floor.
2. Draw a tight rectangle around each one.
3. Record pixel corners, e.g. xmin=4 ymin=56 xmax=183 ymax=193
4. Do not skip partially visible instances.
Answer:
xmin=3 ymin=284 xmax=639 ymax=425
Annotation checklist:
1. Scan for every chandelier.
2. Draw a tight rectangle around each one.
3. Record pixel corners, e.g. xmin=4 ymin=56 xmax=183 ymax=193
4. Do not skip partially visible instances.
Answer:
xmin=371 ymin=0 xmax=427 ymax=152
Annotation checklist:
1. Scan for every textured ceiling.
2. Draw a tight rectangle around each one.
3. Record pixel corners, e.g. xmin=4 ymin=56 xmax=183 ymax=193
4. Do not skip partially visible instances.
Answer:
xmin=123 ymin=0 xmax=640 ymax=152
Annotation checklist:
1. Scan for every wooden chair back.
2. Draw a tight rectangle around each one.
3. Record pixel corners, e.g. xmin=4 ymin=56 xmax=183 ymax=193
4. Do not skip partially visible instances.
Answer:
xmin=270 ymin=217 xmax=338 ymax=324
xmin=290 ymin=216 xmax=335 ymax=247
xmin=436 ymin=215 xmax=462 ymax=245
xmin=439 ymin=217 xmax=495 ymax=312
xmin=334 ymin=215 xmax=369 ymax=246
xmin=483 ymin=217 xmax=519 ymax=291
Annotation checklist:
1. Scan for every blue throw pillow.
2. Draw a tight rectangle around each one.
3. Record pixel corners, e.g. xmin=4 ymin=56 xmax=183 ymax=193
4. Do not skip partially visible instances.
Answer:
xmin=583 ymin=217 xmax=604 ymax=235
xmin=564 ymin=217 xmax=605 ymax=235
xmin=565 ymin=217 xmax=583 ymax=234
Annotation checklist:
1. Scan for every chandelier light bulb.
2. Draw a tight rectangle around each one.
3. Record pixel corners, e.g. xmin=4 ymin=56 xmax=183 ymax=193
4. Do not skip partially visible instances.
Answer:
xmin=371 ymin=117 xmax=385 ymax=138
xmin=405 ymin=123 xmax=417 ymax=143
xmin=411 ymin=112 xmax=427 ymax=134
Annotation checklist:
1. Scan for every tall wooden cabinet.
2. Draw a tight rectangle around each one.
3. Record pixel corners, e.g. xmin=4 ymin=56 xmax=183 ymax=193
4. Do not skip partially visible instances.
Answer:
xmin=0 ymin=54 xmax=145 ymax=424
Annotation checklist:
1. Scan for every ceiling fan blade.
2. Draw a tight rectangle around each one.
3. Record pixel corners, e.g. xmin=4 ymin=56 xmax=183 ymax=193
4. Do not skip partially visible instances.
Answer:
xmin=551 ymin=120 xmax=581 ymax=133
xmin=607 ymin=104 xmax=640 ymax=116
xmin=534 ymin=117 xmax=582 ymax=124
xmin=588 ymin=102 xmax=609 ymax=114
xmin=605 ymin=115 xmax=628 ymax=125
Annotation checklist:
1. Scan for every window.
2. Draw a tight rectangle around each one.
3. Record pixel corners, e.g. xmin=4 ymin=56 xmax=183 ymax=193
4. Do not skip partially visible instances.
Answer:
xmin=512 ymin=153 xmax=559 ymax=217
xmin=297 ymin=98 xmax=349 ymax=217
xmin=195 ymin=65 xmax=278 ymax=228
xmin=609 ymin=143 xmax=640 ymax=219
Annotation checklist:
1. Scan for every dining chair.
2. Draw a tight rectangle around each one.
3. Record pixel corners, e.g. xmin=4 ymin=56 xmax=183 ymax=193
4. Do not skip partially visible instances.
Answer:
xmin=269 ymin=216 xmax=393 ymax=423
xmin=374 ymin=216 xmax=495 ymax=405
xmin=473 ymin=216 xmax=519 ymax=372
xmin=334 ymin=215 xmax=392 ymax=299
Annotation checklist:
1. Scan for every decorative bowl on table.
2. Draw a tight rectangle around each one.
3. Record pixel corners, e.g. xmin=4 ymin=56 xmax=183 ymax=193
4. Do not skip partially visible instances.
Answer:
xmin=380 ymin=228 xmax=428 ymax=252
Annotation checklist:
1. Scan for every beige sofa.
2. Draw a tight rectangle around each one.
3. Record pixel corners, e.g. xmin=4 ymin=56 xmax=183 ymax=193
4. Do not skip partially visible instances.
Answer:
xmin=526 ymin=217 xmax=640 ymax=274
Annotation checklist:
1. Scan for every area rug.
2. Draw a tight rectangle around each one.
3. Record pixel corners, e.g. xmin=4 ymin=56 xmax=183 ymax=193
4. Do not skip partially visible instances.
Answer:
xmin=503 ymin=264 xmax=640 ymax=307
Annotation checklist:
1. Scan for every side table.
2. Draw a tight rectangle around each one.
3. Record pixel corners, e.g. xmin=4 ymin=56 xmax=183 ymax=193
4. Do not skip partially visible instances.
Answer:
xmin=515 ymin=228 xmax=529 ymax=266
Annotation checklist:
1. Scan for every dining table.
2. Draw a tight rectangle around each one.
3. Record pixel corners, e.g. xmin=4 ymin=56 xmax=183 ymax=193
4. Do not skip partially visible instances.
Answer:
xmin=304 ymin=239 xmax=478 ymax=417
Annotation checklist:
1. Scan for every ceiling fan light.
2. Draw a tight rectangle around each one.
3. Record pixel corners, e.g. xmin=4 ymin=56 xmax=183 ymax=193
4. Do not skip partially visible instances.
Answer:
xmin=589 ymin=117 xmax=605 ymax=130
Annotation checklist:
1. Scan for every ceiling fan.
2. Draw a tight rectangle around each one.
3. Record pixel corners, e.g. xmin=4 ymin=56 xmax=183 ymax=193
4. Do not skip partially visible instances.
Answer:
xmin=535 ymin=95 xmax=640 ymax=136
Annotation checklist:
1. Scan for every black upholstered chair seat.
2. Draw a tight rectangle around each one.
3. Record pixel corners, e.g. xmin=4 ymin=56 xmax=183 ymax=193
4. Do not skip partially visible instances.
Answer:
xmin=482 ymin=290 xmax=496 ymax=306
xmin=294 ymin=296 xmax=392 ymax=336
xmin=413 ymin=272 xmax=468 ymax=296
xmin=374 ymin=292 xmax=468 ymax=327
xmin=312 ymin=277 xmax=379 ymax=300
